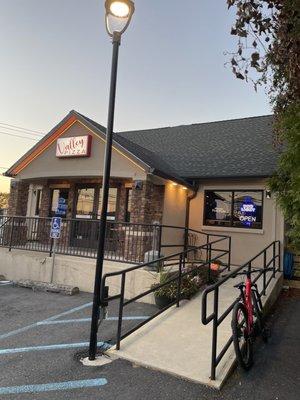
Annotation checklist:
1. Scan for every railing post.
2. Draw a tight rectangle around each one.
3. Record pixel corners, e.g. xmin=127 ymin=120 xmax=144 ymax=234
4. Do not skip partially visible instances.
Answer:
xmin=205 ymin=234 xmax=209 ymax=264
xmin=184 ymin=227 xmax=188 ymax=255
xmin=208 ymin=243 xmax=212 ymax=283
xmin=177 ymin=254 xmax=183 ymax=307
xmin=8 ymin=217 xmax=15 ymax=252
xmin=278 ymin=241 xmax=281 ymax=272
xmin=263 ymin=250 xmax=267 ymax=296
xmin=248 ymin=261 xmax=252 ymax=274
xmin=157 ymin=224 xmax=162 ymax=258
xmin=116 ymin=273 xmax=126 ymax=350
xmin=227 ymin=236 xmax=231 ymax=271
xmin=210 ymin=287 xmax=219 ymax=381
xmin=49 ymin=238 xmax=53 ymax=257
xmin=272 ymin=242 xmax=276 ymax=278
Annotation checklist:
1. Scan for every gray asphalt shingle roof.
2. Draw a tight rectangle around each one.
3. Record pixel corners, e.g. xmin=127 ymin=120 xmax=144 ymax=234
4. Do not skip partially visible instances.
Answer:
xmin=116 ymin=115 xmax=279 ymax=179
xmin=5 ymin=111 xmax=279 ymax=183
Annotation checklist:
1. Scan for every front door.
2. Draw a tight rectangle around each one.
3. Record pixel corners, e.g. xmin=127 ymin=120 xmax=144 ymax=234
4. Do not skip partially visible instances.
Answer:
xmin=72 ymin=186 xmax=99 ymax=249
xmin=71 ymin=184 xmax=118 ymax=249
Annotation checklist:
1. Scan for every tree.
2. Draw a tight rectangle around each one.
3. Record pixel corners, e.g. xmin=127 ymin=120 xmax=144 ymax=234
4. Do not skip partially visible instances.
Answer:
xmin=227 ymin=0 xmax=300 ymax=250
xmin=0 ymin=192 xmax=9 ymax=209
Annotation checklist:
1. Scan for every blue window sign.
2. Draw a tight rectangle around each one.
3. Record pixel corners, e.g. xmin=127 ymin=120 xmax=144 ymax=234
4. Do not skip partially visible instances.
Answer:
xmin=56 ymin=197 xmax=68 ymax=216
xmin=239 ymin=196 xmax=257 ymax=227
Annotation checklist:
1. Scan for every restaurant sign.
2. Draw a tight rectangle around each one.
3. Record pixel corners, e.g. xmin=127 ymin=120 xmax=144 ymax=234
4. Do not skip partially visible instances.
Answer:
xmin=239 ymin=196 xmax=257 ymax=227
xmin=56 ymin=135 xmax=92 ymax=158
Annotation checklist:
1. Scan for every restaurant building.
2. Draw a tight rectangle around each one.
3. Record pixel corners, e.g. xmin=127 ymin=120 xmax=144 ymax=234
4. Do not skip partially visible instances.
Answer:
xmin=3 ymin=110 xmax=284 ymax=266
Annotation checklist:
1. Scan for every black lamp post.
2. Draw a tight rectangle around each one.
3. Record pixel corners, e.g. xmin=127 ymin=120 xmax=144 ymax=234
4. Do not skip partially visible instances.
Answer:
xmin=89 ymin=0 xmax=135 ymax=361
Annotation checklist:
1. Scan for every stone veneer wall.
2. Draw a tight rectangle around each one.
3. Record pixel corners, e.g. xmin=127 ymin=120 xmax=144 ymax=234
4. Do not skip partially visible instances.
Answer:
xmin=7 ymin=178 xmax=165 ymax=225
xmin=7 ymin=180 xmax=30 ymax=216
xmin=130 ymin=180 xmax=165 ymax=224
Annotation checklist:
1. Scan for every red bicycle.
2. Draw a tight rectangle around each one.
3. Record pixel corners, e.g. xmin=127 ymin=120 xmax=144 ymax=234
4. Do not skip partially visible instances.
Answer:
xmin=231 ymin=268 xmax=271 ymax=370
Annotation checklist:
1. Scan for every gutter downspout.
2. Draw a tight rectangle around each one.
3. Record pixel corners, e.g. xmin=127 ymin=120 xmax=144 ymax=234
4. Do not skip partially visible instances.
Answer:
xmin=184 ymin=182 xmax=199 ymax=254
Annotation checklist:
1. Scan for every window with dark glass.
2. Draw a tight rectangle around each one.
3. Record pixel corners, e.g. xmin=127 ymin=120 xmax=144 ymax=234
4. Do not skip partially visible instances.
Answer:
xmin=204 ymin=190 xmax=263 ymax=229
xmin=50 ymin=188 xmax=69 ymax=217
xmin=34 ymin=189 xmax=42 ymax=216
xmin=125 ymin=188 xmax=132 ymax=222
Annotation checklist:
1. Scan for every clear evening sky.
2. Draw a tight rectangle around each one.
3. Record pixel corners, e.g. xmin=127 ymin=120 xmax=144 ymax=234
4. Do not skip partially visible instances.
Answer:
xmin=0 ymin=0 xmax=270 ymax=192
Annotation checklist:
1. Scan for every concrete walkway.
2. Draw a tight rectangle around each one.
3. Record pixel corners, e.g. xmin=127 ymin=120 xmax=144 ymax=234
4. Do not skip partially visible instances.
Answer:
xmin=109 ymin=271 xmax=283 ymax=389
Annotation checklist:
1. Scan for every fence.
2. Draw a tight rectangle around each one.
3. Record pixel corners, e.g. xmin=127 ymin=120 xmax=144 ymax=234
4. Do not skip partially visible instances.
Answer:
xmin=0 ymin=216 xmax=162 ymax=264
xmin=99 ymin=233 xmax=231 ymax=349
xmin=201 ymin=240 xmax=281 ymax=380
xmin=0 ymin=216 xmax=231 ymax=266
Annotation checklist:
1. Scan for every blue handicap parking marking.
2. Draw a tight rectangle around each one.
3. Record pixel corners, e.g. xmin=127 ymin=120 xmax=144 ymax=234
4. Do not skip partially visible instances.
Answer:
xmin=0 ymin=378 xmax=108 ymax=395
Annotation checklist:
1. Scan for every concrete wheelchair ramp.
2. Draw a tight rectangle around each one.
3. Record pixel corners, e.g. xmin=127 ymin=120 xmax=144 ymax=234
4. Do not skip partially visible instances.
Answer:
xmin=108 ymin=271 xmax=282 ymax=389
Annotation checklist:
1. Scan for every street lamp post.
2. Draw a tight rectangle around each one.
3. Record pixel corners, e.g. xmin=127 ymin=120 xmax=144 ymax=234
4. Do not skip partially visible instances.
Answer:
xmin=89 ymin=0 xmax=135 ymax=361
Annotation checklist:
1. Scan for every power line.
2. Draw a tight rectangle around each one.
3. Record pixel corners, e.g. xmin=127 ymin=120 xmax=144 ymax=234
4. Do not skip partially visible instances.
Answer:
xmin=0 ymin=131 xmax=39 ymax=141
xmin=0 ymin=122 xmax=43 ymax=135
xmin=0 ymin=125 xmax=44 ymax=137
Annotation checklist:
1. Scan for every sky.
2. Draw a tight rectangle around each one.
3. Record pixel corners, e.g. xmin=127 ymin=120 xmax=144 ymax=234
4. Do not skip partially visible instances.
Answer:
xmin=0 ymin=0 xmax=271 ymax=192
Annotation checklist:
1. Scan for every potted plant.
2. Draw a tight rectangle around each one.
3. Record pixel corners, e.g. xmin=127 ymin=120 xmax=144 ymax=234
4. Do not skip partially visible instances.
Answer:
xmin=151 ymin=268 xmax=205 ymax=309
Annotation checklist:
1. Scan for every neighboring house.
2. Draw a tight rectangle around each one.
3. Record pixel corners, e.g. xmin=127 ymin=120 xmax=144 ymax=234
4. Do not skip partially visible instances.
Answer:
xmin=3 ymin=110 xmax=284 ymax=265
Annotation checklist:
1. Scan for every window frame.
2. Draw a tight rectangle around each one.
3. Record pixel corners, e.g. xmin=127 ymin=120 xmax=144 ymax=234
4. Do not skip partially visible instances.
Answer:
xmin=203 ymin=189 xmax=264 ymax=230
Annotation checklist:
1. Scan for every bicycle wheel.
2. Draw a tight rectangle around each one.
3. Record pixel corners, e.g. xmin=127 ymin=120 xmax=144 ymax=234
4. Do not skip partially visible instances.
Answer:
xmin=252 ymin=290 xmax=263 ymax=333
xmin=252 ymin=290 xmax=269 ymax=342
xmin=232 ymin=302 xmax=253 ymax=370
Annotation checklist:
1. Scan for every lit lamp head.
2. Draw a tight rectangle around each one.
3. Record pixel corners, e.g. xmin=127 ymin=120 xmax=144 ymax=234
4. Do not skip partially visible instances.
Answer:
xmin=105 ymin=0 xmax=135 ymax=38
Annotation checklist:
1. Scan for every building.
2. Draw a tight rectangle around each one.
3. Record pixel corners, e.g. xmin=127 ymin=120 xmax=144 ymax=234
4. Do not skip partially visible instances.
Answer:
xmin=3 ymin=110 xmax=284 ymax=266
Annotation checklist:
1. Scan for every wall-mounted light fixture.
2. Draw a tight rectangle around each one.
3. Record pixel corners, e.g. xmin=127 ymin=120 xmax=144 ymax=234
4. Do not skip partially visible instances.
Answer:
xmin=266 ymin=190 xmax=271 ymax=199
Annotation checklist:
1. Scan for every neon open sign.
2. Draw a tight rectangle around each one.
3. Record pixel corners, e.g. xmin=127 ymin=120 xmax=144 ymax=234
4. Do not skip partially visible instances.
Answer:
xmin=239 ymin=196 xmax=257 ymax=227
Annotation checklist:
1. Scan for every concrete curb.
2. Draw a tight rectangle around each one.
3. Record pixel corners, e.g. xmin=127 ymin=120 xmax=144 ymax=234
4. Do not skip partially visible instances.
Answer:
xmin=14 ymin=280 xmax=79 ymax=295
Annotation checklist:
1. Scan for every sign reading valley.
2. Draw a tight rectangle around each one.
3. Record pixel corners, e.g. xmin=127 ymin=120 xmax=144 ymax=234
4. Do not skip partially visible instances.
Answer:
xmin=56 ymin=135 xmax=92 ymax=158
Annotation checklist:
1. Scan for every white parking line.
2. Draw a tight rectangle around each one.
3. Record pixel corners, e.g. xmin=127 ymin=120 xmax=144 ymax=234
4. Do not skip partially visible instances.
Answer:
xmin=0 ymin=378 xmax=108 ymax=395
xmin=38 ymin=316 xmax=149 ymax=325
xmin=0 ymin=302 xmax=92 ymax=341
xmin=0 ymin=341 xmax=111 ymax=355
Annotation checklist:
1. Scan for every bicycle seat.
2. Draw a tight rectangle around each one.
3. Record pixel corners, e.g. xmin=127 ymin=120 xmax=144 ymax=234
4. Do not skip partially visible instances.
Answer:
xmin=234 ymin=282 xmax=245 ymax=289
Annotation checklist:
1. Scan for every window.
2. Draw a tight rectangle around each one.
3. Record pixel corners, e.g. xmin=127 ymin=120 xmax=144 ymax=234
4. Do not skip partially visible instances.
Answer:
xmin=204 ymin=190 xmax=263 ymax=229
xmin=50 ymin=189 xmax=69 ymax=217
xmin=125 ymin=188 xmax=132 ymax=222
xmin=34 ymin=189 xmax=42 ymax=216
xmin=75 ymin=188 xmax=95 ymax=219
xmin=97 ymin=188 xmax=117 ymax=220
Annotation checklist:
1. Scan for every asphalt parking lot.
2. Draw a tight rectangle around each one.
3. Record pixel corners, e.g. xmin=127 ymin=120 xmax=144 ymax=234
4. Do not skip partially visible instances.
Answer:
xmin=0 ymin=283 xmax=299 ymax=399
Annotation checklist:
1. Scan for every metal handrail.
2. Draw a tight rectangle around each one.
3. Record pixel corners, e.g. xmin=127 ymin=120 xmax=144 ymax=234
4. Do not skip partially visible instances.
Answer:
xmin=201 ymin=240 xmax=281 ymax=380
xmin=100 ymin=234 xmax=231 ymax=349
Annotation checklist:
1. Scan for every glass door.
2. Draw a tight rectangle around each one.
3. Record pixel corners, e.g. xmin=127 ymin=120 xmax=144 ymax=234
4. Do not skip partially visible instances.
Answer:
xmin=72 ymin=186 xmax=98 ymax=248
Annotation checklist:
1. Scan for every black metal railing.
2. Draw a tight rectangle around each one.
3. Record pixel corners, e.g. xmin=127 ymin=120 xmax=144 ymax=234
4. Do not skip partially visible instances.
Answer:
xmin=0 ymin=216 xmax=232 ymax=266
xmin=201 ymin=240 xmax=281 ymax=380
xmin=100 ymin=233 xmax=231 ymax=349
xmin=0 ymin=216 xmax=164 ymax=264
